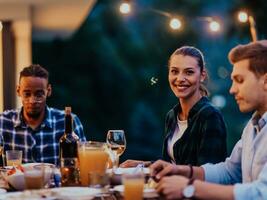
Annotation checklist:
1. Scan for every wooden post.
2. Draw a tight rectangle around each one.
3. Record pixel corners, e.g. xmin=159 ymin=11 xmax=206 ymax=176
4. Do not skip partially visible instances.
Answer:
xmin=248 ymin=16 xmax=257 ymax=42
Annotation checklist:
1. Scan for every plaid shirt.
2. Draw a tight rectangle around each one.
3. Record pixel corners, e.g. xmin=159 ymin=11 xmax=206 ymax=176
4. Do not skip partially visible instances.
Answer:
xmin=0 ymin=106 xmax=86 ymax=166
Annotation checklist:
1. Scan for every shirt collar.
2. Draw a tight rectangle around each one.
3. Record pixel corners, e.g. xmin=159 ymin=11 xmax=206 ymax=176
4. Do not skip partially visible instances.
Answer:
xmin=14 ymin=106 xmax=53 ymax=129
xmin=252 ymin=111 xmax=267 ymax=132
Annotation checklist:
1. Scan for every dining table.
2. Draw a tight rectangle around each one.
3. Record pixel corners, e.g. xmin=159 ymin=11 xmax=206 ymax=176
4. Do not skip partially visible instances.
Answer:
xmin=0 ymin=167 xmax=165 ymax=200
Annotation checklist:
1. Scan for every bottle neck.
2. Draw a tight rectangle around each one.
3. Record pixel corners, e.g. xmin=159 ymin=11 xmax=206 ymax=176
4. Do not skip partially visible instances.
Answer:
xmin=65 ymin=114 xmax=72 ymax=134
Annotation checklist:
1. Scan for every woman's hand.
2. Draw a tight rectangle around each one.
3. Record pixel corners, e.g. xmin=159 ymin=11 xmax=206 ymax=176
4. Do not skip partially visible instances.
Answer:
xmin=119 ymin=159 xmax=144 ymax=168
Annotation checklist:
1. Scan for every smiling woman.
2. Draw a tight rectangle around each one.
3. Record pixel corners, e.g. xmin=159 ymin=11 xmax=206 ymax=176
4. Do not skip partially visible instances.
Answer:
xmin=121 ymin=46 xmax=227 ymax=168
xmin=162 ymin=46 xmax=227 ymax=165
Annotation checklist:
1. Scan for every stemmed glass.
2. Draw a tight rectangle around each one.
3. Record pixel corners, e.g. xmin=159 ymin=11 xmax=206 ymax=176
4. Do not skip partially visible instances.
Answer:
xmin=106 ymin=130 xmax=126 ymax=169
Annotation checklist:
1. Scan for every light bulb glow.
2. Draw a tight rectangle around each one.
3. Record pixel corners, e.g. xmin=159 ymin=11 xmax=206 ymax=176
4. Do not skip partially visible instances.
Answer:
xmin=119 ymin=3 xmax=131 ymax=14
xmin=238 ymin=11 xmax=248 ymax=23
xmin=0 ymin=21 xmax=2 ymax=32
xmin=209 ymin=21 xmax=220 ymax=32
xmin=169 ymin=18 xmax=182 ymax=30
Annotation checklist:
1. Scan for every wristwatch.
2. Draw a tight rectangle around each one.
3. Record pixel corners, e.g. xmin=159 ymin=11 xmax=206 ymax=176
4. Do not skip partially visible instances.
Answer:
xmin=182 ymin=178 xmax=195 ymax=199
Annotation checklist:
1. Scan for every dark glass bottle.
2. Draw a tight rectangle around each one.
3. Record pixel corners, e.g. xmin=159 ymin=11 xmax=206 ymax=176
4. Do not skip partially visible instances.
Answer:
xmin=59 ymin=107 xmax=80 ymax=186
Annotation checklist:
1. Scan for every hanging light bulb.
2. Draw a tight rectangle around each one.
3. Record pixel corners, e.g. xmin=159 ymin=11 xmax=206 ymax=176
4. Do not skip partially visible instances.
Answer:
xmin=238 ymin=11 xmax=248 ymax=23
xmin=119 ymin=2 xmax=131 ymax=14
xmin=209 ymin=20 xmax=220 ymax=32
xmin=237 ymin=10 xmax=257 ymax=42
xmin=169 ymin=18 xmax=182 ymax=30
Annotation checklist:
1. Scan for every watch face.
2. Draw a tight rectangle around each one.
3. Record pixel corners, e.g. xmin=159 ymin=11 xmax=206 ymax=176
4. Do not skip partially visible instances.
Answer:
xmin=183 ymin=185 xmax=195 ymax=198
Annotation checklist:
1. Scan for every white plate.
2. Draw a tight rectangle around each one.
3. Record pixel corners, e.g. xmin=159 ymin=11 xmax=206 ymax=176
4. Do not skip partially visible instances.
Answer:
xmin=113 ymin=185 xmax=158 ymax=198
xmin=107 ymin=167 xmax=150 ymax=175
xmin=0 ymin=190 xmax=56 ymax=200
xmin=51 ymin=187 xmax=101 ymax=200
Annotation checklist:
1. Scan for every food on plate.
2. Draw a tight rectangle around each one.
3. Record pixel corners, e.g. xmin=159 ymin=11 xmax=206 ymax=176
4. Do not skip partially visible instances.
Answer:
xmin=145 ymin=178 xmax=157 ymax=189
xmin=6 ymin=165 xmax=24 ymax=176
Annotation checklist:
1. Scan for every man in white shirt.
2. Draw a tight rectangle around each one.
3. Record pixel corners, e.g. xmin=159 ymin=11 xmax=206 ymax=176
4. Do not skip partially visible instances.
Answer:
xmin=150 ymin=40 xmax=267 ymax=200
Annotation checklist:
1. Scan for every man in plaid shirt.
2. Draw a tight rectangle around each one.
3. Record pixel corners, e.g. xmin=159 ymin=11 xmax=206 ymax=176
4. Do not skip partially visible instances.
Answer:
xmin=0 ymin=64 xmax=86 ymax=166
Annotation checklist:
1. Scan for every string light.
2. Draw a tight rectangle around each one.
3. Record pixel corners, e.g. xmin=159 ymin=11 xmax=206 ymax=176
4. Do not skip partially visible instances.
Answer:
xmin=169 ymin=18 xmax=182 ymax=30
xmin=118 ymin=4 xmax=258 ymax=41
xmin=209 ymin=20 xmax=220 ymax=32
xmin=197 ymin=17 xmax=221 ymax=33
xmin=238 ymin=11 xmax=248 ymax=23
xmin=119 ymin=2 xmax=131 ymax=14
xmin=237 ymin=10 xmax=257 ymax=42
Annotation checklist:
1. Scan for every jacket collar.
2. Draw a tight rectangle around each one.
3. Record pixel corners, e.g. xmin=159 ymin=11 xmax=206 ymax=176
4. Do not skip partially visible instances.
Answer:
xmin=172 ymin=96 xmax=209 ymax=122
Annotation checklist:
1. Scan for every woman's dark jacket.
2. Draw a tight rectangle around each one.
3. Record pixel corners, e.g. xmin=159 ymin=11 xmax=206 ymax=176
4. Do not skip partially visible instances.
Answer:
xmin=162 ymin=97 xmax=227 ymax=166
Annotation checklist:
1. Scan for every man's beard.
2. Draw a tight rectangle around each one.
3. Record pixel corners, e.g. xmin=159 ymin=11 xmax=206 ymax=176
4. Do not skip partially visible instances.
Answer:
xmin=26 ymin=111 xmax=41 ymax=119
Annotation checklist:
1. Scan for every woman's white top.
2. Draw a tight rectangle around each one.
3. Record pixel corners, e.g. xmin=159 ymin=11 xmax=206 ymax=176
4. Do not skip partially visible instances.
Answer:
xmin=167 ymin=117 xmax=188 ymax=163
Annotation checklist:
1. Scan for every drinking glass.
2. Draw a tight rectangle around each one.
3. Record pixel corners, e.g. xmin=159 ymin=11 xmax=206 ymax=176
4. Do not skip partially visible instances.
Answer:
xmin=123 ymin=173 xmax=144 ymax=200
xmin=106 ymin=130 xmax=126 ymax=168
xmin=24 ymin=165 xmax=45 ymax=189
xmin=88 ymin=171 xmax=111 ymax=195
xmin=34 ymin=163 xmax=55 ymax=188
xmin=5 ymin=150 xmax=22 ymax=166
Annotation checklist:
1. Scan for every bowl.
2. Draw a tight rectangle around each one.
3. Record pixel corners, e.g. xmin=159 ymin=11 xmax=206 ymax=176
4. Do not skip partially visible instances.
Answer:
xmin=5 ymin=163 xmax=54 ymax=190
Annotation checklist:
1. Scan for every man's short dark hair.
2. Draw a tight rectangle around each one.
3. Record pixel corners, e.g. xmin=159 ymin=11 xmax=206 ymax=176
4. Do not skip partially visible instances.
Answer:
xmin=19 ymin=64 xmax=49 ymax=81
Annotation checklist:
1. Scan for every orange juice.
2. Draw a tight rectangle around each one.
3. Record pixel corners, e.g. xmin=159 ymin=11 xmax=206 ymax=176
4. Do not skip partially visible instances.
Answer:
xmin=6 ymin=159 xmax=21 ymax=166
xmin=6 ymin=150 xmax=22 ymax=166
xmin=124 ymin=178 xmax=144 ymax=200
xmin=78 ymin=142 xmax=109 ymax=186
xmin=25 ymin=170 xmax=44 ymax=189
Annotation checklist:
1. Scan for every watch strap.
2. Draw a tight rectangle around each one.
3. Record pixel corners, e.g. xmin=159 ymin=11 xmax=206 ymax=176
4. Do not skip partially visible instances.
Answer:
xmin=188 ymin=177 xmax=195 ymax=185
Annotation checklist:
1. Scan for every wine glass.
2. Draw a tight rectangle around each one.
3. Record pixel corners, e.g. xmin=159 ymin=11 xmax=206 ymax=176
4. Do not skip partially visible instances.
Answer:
xmin=106 ymin=130 xmax=126 ymax=169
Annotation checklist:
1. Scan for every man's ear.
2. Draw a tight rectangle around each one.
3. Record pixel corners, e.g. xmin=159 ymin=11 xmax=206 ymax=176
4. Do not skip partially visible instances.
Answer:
xmin=16 ymin=85 xmax=21 ymax=97
xmin=47 ymin=84 xmax=52 ymax=97
xmin=263 ymin=74 xmax=267 ymax=91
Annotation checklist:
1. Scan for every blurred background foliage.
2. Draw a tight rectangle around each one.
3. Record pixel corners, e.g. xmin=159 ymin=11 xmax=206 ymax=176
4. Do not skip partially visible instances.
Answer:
xmin=32 ymin=0 xmax=267 ymax=162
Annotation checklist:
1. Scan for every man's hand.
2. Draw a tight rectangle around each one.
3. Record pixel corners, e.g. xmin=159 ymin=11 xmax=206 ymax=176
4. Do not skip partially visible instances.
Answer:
xmin=149 ymin=160 xmax=180 ymax=180
xmin=156 ymin=175 xmax=188 ymax=199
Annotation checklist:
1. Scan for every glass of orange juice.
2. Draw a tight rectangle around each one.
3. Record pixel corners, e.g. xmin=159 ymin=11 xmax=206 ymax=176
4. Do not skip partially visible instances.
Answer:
xmin=78 ymin=141 xmax=109 ymax=186
xmin=123 ymin=173 xmax=144 ymax=200
xmin=5 ymin=150 xmax=22 ymax=166
xmin=24 ymin=165 xmax=45 ymax=189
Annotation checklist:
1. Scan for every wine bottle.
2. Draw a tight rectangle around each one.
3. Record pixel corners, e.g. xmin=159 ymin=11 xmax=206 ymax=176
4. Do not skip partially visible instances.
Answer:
xmin=59 ymin=107 xmax=80 ymax=186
